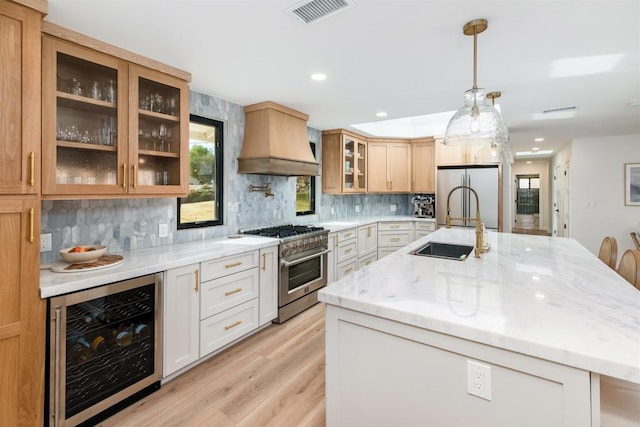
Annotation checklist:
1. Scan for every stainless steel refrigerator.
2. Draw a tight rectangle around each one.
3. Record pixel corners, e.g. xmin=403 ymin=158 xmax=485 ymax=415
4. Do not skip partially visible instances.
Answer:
xmin=437 ymin=165 xmax=499 ymax=230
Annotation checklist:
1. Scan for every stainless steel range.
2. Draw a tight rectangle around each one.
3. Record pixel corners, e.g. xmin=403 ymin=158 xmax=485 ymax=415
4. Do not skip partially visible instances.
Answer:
xmin=242 ymin=225 xmax=329 ymax=323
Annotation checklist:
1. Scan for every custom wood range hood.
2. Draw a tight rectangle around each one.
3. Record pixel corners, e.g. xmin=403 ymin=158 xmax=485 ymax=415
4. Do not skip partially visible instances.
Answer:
xmin=238 ymin=101 xmax=320 ymax=176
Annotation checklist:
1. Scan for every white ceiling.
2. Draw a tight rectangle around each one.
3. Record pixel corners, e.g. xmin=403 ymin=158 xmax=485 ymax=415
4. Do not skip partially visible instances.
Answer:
xmin=45 ymin=0 xmax=640 ymax=157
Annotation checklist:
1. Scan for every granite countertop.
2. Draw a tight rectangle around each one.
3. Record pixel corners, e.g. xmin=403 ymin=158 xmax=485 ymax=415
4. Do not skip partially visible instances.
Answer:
xmin=319 ymin=227 xmax=640 ymax=384
xmin=318 ymin=215 xmax=435 ymax=232
xmin=40 ymin=235 xmax=279 ymax=298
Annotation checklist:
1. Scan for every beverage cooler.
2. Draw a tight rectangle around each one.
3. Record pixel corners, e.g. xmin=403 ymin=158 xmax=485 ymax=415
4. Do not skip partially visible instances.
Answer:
xmin=47 ymin=274 xmax=162 ymax=426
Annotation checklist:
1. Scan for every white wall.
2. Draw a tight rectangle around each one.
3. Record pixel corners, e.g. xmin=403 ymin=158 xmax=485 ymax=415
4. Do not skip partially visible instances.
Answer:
xmin=512 ymin=159 xmax=550 ymax=232
xmin=567 ymin=134 xmax=640 ymax=256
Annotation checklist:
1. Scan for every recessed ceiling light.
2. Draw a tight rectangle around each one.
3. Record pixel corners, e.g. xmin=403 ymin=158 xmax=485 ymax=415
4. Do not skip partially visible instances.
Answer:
xmin=526 ymin=161 xmax=532 ymax=164
xmin=531 ymin=147 xmax=540 ymax=152
xmin=516 ymin=149 xmax=554 ymax=157
xmin=310 ymin=73 xmax=327 ymax=81
xmin=376 ymin=112 xmax=388 ymax=118
xmin=534 ymin=137 xmax=544 ymax=142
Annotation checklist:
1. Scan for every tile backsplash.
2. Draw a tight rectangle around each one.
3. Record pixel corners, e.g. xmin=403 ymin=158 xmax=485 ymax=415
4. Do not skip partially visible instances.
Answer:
xmin=40 ymin=90 xmax=413 ymax=263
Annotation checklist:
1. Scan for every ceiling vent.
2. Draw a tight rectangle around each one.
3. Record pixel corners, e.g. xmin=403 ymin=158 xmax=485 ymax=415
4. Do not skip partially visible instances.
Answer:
xmin=289 ymin=0 xmax=353 ymax=24
xmin=542 ymin=106 xmax=577 ymax=114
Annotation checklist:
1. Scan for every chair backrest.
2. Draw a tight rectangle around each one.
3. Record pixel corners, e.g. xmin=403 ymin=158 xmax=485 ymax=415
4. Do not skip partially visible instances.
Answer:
xmin=598 ymin=236 xmax=618 ymax=269
xmin=616 ymin=249 xmax=640 ymax=289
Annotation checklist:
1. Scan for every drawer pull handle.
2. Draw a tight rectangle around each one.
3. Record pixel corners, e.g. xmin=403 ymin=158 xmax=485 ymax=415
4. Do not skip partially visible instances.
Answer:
xmin=262 ymin=253 xmax=266 ymax=271
xmin=225 ymin=261 xmax=242 ymax=269
xmin=391 ymin=225 xmax=399 ymax=229
xmin=225 ymin=288 xmax=242 ymax=296
xmin=29 ymin=152 xmax=35 ymax=186
xmin=122 ymin=163 xmax=127 ymax=189
xmin=344 ymin=233 xmax=352 ymax=238
xmin=391 ymin=238 xmax=400 ymax=242
xmin=132 ymin=164 xmax=137 ymax=188
xmin=345 ymin=248 xmax=353 ymax=253
xmin=344 ymin=268 xmax=353 ymax=273
xmin=29 ymin=208 xmax=34 ymax=243
xmin=194 ymin=270 xmax=199 ymax=292
xmin=224 ymin=320 xmax=242 ymax=331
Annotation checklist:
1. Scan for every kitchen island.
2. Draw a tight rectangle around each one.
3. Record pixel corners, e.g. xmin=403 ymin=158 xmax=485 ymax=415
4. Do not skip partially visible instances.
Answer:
xmin=319 ymin=228 xmax=640 ymax=426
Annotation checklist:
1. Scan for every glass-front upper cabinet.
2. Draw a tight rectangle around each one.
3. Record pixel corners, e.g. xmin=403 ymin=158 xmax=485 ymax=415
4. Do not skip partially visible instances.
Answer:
xmin=342 ymin=135 xmax=366 ymax=193
xmin=42 ymin=35 xmax=188 ymax=198
xmin=128 ymin=65 xmax=188 ymax=195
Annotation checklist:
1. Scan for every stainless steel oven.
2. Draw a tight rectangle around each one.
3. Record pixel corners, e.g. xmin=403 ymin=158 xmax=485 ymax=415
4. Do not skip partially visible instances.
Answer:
xmin=47 ymin=274 xmax=162 ymax=426
xmin=241 ymin=225 xmax=329 ymax=323
xmin=278 ymin=244 xmax=329 ymax=322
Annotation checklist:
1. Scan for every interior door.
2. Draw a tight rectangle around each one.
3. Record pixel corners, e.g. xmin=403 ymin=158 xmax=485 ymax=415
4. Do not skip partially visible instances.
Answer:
xmin=553 ymin=165 xmax=560 ymax=236
xmin=467 ymin=167 xmax=499 ymax=229
xmin=437 ymin=168 xmax=465 ymax=227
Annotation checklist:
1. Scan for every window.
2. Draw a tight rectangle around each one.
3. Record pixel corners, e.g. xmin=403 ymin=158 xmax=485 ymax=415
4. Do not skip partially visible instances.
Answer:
xmin=296 ymin=142 xmax=316 ymax=216
xmin=516 ymin=174 xmax=540 ymax=215
xmin=177 ymin=115 xmax=223 ymax=229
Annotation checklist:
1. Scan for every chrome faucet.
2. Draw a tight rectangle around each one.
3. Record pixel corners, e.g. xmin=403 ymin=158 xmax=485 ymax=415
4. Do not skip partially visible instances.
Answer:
xmin=445 ymin=185 xmax=484 ymax=258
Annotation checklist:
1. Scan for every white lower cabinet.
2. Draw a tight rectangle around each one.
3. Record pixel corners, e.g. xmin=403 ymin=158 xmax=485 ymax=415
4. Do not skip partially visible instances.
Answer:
xmin=163 ymin=245 xmax=278 ymax=378
xmin=337 ymin=259 xmax=357 ymax=280
xmin=259 ymin=246 xmax=278 ymax=326
xmin=377 ymin=221 xmax=415 ymax=259
xmin=415 ymin=221 xmax=436 ymax=240
xmin=200 ymin=299 xmax=259 ymax=357
xmin=357 ymin=251 xmax=377 ymax=269
xmin=164 ymin=263 xmax=200 ymax=377
xmin=327 ymin=233 xmax=337 ymax=283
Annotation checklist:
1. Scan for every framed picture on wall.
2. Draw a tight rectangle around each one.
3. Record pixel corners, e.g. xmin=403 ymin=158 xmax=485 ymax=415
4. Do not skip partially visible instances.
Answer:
xmin=624 ymin=163 xmax=640 ymax=205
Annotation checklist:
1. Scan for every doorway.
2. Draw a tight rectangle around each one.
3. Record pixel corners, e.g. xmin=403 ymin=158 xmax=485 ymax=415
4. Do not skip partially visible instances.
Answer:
xmin=552 ymin=162 xmax=571 ymax=237
xmin=515 ymin=174 xmax=540 ymax=229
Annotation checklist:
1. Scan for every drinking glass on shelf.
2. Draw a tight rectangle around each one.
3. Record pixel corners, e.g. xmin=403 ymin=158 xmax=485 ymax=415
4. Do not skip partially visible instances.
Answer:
xmin=90 ymin=81 xmax=102 ymax=100
xmin=104 ymin=80 xmax=116 ymax=103
xmin=158 ymin=124 xmax=168 ymax=151
xmin=69 ymin=78 xmax=83 ymax=96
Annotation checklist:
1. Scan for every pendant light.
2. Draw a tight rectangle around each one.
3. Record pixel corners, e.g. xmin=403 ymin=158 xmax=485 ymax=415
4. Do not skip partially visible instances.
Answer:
xmin=443 ymin=19 xmax=509 ymax=147
xmin=473 ymin=91 xmax=513 ymax=164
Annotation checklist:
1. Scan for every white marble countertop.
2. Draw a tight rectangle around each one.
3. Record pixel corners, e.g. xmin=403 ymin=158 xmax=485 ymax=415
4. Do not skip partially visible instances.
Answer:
xmin=319 ymin=227 xmax=640 ymax=384
xmin=40 ymin=235 xmax=279 ymax=298
xmin=318 ymin=215 xmax=435 ymax=232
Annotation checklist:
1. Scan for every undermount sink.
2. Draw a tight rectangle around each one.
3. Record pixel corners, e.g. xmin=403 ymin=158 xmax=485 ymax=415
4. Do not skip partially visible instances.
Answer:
xmin=413 ymin=241 xmax=474 ymax=261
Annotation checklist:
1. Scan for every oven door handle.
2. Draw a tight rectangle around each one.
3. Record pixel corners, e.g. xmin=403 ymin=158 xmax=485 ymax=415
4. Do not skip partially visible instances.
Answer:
xmin=281 ymin=249 xmax=330 ymax=267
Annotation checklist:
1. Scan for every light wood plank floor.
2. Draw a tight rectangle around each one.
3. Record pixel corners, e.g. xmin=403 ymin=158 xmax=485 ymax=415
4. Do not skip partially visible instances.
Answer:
xmin=98 ymin=303 xmax=326 ymax=427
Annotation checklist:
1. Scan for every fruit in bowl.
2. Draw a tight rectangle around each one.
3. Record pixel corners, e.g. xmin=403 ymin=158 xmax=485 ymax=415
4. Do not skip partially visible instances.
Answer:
xmin=59 ymin=245 xmax=107 ymax=264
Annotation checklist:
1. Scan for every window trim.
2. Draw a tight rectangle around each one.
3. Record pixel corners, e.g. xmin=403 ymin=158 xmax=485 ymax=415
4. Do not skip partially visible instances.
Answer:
xmin=296 ymin=142 xmax=316 ymax=216
xmin=177 ymin=114 xmax=224 ymax=229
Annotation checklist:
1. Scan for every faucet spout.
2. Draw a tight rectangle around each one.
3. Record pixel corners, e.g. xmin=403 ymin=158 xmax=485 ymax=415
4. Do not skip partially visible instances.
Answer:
xmin=444 ymin=185 xmax=485 ymax=258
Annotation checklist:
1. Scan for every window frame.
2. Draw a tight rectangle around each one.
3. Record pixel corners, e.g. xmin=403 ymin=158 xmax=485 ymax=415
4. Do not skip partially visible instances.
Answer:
xmin=296 ymin=142 xmax=316 ymax=216
xmin=177 ymin=114 xmax=224 ymax=229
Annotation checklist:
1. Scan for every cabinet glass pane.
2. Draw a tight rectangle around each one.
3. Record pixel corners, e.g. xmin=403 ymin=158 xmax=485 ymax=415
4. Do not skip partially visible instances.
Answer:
xmin=344 ymin=138 xmax=355 ymax=190
xmin=356 ymin=142 xmax=366 ymax=190
xmin=137 ymin=154 xmax=180 ymax=186
xmin=56 ymin=147 xmax=117 ymax=185
xmin=138 ymin=78 xmax=179 ymax=117
xmin=57 ymin=53 xmax=117 ymax=103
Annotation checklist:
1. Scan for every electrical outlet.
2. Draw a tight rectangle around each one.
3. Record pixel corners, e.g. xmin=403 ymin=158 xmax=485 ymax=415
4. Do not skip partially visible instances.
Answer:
xmin=467 ymin=360 xmax=492 ymax=400
xmin=40 ymin=233 xmax=52 ymax=253
xmin=158 ymin=223 xmax=169 ymax=238
xmin=331 ymin=206 xmax=335 ymax=215
xmin=390 ymin=204 xmax=396 ymax=212
xmin=355 ymin=205 xmax=360 ymax=213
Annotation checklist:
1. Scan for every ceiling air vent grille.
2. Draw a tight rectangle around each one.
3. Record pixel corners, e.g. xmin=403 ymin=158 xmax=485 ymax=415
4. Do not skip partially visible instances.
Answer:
xmin=289 ymin=0 xmax=352 ymax=24
xmin=543 ymin=106 xmax=577 ymax=114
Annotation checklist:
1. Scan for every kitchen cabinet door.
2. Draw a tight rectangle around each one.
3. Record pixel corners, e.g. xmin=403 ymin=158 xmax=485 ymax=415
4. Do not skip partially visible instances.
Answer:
xmin=367 ymin=142 xmax=411 ymax=193
xmin=357 ymin=223 xmax=378 ymax=257
xmin=367 ymin=143 xmax=388 ymax=192
xmin=412 ymin=139 xmax=435 ymax=193
xmin=0 ymin=1 xmax=41 ymax=195
xmin=322 ymin=129 xmax=367 ymax=194
xmin=259 ymin=246 xmax=278 ymax=326
xmin=327 ymin=233 xmax=337 ymax=283
xmin=164 ymin=264 xmax=200 ymax=377
xmin=0 ymin=197 xmax=44 ymax=426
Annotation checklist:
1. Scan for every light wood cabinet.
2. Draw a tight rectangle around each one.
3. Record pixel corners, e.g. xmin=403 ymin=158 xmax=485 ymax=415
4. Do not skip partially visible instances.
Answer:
xmin=412 ymin=139 xmax=436 ymax=193
xmin=322 ymin=129 xmax=367 ymax=194
xmin=0 ymin=0 xmax=41 ymax=195
xmin=367 ymin=141 xmax=411 ymax=193
xmin=0 ymin=1 xmax=44 ymax=425
xmin=163 ymin=264 xmax=200 ymax=377
xmin=41 ymin=25 xmax=190 ymax=199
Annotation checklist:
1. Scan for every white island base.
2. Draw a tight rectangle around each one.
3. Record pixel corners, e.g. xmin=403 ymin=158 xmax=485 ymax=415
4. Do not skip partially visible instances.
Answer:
xmin=325 ymin=305 xmax=593 ymax=426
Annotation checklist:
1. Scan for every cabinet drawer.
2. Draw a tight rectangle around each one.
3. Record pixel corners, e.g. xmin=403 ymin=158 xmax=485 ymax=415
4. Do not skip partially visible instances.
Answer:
xmin=337 ymin=227 xmax=357 ymax=242
xmin=200 ymin=299 xmax=258 ymax=358
xmin=378 ymin=221 xmax=412 ymax=231
xmin=337 ymin=239 xmax=357 ymax=263
xmin=200 ymin=250 xmax=258 ymax=282
xmin=415 ymin=221 xmax=436 ymax=232
xmin=378 ymin=231 xmax=413 ymax=247
xmin=200 ymin=268 xmax=259 ymax=319
xmin=378 ymin=247 xmax=399 ymax=259
xmin=415 ymin=231 xmax=432 ymax=240
xmin=337 ymin=259 xmax=357 ymax=280
xmin=358 ymin=252 xmax=378 ymax=269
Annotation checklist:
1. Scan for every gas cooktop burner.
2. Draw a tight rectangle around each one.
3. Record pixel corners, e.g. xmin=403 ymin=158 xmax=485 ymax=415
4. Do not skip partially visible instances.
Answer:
xmin=242 ymin=224 xmax=325 ymax=239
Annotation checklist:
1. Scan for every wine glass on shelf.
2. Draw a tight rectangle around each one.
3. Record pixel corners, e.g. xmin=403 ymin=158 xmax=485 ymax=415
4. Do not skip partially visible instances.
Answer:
xmin=158 ymin=124 xmax=168 ymax=152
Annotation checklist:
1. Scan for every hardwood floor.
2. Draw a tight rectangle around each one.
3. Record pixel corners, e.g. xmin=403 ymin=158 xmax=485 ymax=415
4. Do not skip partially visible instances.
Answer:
xmin=98 ymin=303 xmax=326 ymax=427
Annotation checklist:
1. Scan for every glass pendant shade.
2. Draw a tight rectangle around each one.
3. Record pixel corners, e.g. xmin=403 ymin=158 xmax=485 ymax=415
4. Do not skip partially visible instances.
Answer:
xmin=443 ymin=87 xmax=509 ymax=146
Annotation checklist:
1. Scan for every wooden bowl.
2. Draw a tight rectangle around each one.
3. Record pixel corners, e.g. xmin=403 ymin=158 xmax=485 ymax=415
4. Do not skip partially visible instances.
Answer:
xmin=59 ymin=245 xmax=107 ymax=264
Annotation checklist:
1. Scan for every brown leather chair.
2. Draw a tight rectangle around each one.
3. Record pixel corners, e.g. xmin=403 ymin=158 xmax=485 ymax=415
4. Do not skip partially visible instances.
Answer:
xmin=616 ymin=249 xmax=640 ymax=289
xmin=598 ymin=236 xmax=618 ymax=269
